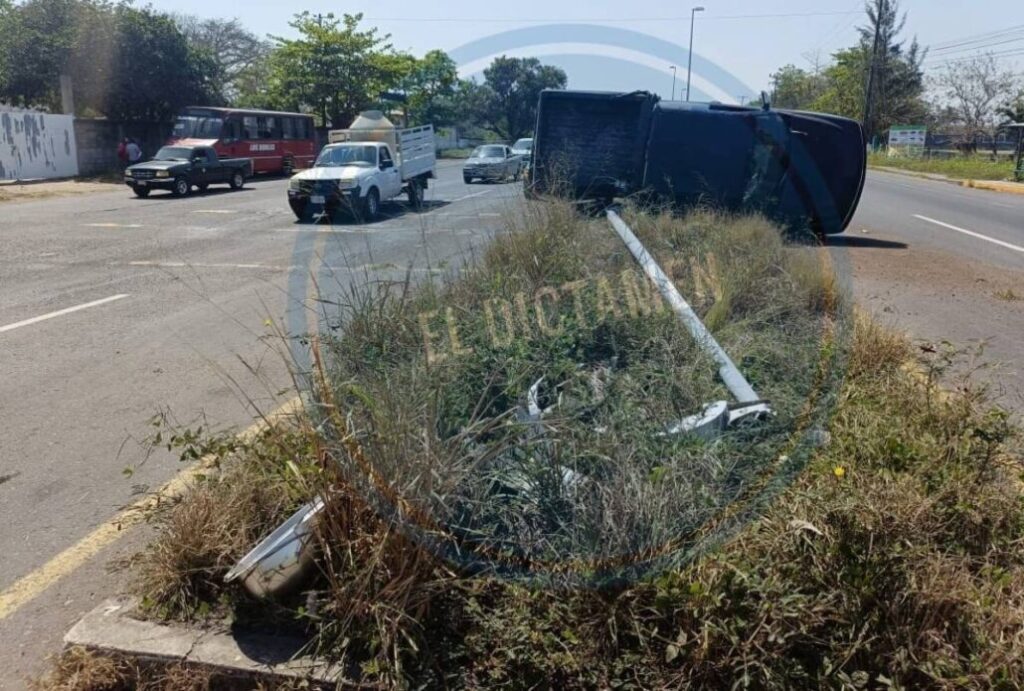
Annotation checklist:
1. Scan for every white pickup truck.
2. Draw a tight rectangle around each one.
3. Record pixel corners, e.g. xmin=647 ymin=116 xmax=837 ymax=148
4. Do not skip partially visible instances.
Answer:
xmin=287 ymin=111 xmax=436 ymax=221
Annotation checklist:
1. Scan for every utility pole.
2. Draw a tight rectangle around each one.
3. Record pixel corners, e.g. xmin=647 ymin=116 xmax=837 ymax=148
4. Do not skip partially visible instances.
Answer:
xmin=686 ymin=6 xmax=705 ymax=102
xmin=670 ymin=66 xmax=677 ymax=100
xmin=862 ymin=1 xmax=882 ymax=147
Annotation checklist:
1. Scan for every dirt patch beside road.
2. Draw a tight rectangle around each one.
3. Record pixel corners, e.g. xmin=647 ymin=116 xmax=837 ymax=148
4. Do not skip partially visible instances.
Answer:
xmin=837 ymin=229 xmax=1024 ymax=412
xmin=0 ymin=179 xmax=121 ymax=204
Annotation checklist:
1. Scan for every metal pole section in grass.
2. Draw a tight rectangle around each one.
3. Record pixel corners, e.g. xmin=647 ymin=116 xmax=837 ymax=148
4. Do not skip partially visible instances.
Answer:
xmin=607 ymin=208 xmax=760 ymax=405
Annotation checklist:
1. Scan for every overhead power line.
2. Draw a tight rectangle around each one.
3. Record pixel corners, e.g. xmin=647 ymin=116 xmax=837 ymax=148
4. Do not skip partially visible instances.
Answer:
xmin=924 ymin=45 xmax=1024 ymax=68
xmin=926 ymin=24 xmax=1024 ymax=51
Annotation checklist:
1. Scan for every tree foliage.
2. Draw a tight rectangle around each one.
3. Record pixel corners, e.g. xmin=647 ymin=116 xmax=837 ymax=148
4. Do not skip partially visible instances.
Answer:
xmin=762 ymin=0 xmax=927 ymax=142
xmin=0 ymin=0 xmax=218 ymax=119
xmin=403 ymin=49 xmax=460 ymax=126
xmin=174 ymin=15 xmax=270 ymax=104
xmin=263 ymin=12 xmax=410 ymax=127
xmin=934 ymin=54 xmax=1019 ymax=144
xmin=476 ymin=57 xmax=567 ymax=141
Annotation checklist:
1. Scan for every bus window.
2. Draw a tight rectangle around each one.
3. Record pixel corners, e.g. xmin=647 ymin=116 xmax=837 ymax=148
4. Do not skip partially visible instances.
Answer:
xmin=258 ymin=116 xmax=280 ymax=139
xmin=282 ymin=117 xmax=295 ymax=140
xmin=242 ymin=116 xmax=258 ymax=140
xmin=222 ymin=117 xmax=242 ymax=142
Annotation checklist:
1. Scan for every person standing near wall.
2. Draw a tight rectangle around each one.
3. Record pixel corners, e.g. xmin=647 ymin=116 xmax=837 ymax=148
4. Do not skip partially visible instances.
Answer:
xmin=117 ymin=138 xmax=128 ymax=168
xmin=126 ymin=138 xmax=142 ymax=165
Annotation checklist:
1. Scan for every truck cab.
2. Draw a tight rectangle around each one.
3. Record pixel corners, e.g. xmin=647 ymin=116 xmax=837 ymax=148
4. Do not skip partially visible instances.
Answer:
xmin=287 ymin=111 xmax=436 ymax=221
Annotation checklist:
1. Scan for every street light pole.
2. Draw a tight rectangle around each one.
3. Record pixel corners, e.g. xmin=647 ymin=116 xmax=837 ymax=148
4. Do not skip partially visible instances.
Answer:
xmin=686 ymin=6 xmax=705 ymax=102
xmin=670 ymin=66 xmax=677 ymax=101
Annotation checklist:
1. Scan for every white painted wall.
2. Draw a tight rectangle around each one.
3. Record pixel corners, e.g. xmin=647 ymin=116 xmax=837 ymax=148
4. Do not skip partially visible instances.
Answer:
xmin=0 ymin=108 xmax=79 ymax=180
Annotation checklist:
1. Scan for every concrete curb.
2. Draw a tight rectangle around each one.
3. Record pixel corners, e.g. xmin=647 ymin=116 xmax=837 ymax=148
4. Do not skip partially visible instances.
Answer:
xmin=961 ymin=179 xmax=1024 ymax=195
xmin=64 ymin=597 xmax=358 ymax=688
xmin=869 ymin=165 xmax=1024 ymax=195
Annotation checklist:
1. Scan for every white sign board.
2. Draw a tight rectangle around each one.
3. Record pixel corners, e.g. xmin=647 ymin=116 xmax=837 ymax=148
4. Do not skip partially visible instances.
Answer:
xmin=888 ymin=126 xmax=927 ymax=153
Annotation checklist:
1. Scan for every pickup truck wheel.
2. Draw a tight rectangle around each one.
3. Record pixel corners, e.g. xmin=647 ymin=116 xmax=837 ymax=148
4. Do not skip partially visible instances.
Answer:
xmin=407 ymin=180 xmax=423 ymax=210
xmin=133 ymin=187 xmax=150 ymax=198
xmin=463 ymin=175 xmax=473 ymax=184
xmin=229 ymin=171 xmax=245 ymax=190
xmin=362 ymin=187 xmax=380 ymax=221
xmin=172 ymin=177 xmax=190 ymax=197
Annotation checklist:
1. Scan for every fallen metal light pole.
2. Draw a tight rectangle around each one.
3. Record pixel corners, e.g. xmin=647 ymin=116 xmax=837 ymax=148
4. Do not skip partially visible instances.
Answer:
xmin=606 ymin=208 xmax=772 ymax=438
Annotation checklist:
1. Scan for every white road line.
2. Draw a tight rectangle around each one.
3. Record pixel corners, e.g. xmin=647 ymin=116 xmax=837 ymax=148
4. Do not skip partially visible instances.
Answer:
xmin=192 ymin=210 xmax=238 ymax=214
xmin=451 ymin=190 xmax=493 ymax=203
xmin=127 ymin=261 xmax=288 ymax=270
xmin=0 ymin=294 xmax=130 ymax=334
xmin=83 ymin=223 xmax=143 ymax=228
xmin=913 ymin=215 xmax=1024 ymax=254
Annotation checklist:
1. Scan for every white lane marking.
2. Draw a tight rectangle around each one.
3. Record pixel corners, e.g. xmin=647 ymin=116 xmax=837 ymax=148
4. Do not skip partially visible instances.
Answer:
xmin=451 ymin=190 xmax=493 ymax=203
xmin=192 ymin=210 xmax=238 ymax=214
xmin=0 ymin=294 xmax=130 ymax=334
xmin=127 ymin=260 xmax=287 ymax=270
xmin=84 ymin=223 xmax=143 ymax=228
xmin=913 ymin=215 xmax=1024 ymax=254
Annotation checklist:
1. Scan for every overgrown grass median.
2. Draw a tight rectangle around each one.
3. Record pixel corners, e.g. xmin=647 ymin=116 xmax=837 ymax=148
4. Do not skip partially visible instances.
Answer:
xmin=40 ymin=201 xmax=1024 ymax=690
xmin=868 ymin=151 xmax=1018 ymax=181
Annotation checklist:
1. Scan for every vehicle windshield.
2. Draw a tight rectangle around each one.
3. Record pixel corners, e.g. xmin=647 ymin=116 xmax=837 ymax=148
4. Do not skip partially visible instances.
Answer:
xmin=172 ymin=115 xmax=224 ymax=139
xmin=153 ymin=146 xmax=194 ymax=161
xmin=471 ymin=145 xmax=505 ymax=158
xmin=315 ymin=145 xmax=378 ymax=167
xmin=512 ymin=139 xmax=533 ymax=151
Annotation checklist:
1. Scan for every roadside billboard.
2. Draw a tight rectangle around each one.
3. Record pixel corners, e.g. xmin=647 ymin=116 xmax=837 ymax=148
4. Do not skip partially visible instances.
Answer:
xmin=887 ymin=125 xmax=927 ymax=156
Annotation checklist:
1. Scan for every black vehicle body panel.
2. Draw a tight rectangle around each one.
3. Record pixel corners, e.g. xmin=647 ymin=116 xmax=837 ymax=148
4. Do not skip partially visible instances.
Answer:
xmin=125 ymin=146 xmax=252 ymax=192
xmin=530 ymin=90 xmax=867 ymax=234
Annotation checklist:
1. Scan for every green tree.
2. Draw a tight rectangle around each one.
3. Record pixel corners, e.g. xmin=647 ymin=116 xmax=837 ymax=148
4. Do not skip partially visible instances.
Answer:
xmin=0 ymin=0 xmax=218 ymax=119
xmin=857 ymin=0 xmax=927 ymax=141
xmin=0 ymin=0 xmax=79 ymax=110
xmin=265 ymin=12 xmax=408 ymax=127
xmin=769 ymin=64 xmax=826 ymax=109
xmin=403 ymin=49 xmax=459 ymax=126
xmin=999 ymin=89 xmax=1024 ymax=125
xmin=479 ymin=56 xmax=567 ymax=141
xmin=97 ymin=6 xmax=218 ymax=120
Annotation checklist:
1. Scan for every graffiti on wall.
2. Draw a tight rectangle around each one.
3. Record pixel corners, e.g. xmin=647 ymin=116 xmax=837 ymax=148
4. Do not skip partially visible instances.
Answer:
xmin=0 ymin=110 xmax=79 ymax=180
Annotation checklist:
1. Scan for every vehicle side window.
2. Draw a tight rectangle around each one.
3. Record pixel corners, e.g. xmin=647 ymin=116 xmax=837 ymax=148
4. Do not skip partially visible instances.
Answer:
xmin=296 ymin=118 xmax=309 ymax=140
xmin=242 ymin=116 xmax=258 ymax=140
xmin=223 ymin=117 xmax=242 ymax=142
xmin=205 ymin=148 xmax=218 ymax=164
xmin=282 ymin=118 xmax=295 ymax=140
xmin=379 ymin=148 xmax=392 ymax=167
xmin=257 ymin=116 xmax=279 ymax=139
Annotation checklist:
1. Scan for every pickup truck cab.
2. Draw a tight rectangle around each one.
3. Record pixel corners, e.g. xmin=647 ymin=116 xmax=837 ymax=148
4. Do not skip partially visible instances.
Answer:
xmin=125 ymin=145 xmax=253 ymax=198
xmin=287 ymin=111 xmax=436 ymax=221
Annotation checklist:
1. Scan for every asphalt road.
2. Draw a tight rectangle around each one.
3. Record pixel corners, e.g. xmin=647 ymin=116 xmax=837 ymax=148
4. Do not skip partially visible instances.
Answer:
xmin=0 ymin=161 xmax=523 ymax=687
xmin=841 ymin=170 xmax=1024 ymax=411
xmin=1 ymin=163 xmax=1022 ymax=686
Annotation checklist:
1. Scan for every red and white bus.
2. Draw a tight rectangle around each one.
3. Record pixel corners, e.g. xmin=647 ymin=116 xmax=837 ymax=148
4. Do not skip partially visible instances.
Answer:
xmin=169 ymin=107 xmax=318 ymax=175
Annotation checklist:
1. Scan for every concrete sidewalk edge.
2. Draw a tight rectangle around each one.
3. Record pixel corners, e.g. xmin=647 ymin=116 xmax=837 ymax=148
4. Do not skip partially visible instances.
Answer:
xmin=64 ymin=596 xmax=357 ymax=687
xmin=870 ymin=165 xmax=1024 ymax=195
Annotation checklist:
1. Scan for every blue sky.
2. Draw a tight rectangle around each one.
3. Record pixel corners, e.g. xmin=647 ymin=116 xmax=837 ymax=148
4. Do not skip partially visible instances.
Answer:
xmin=152 ymin=0 xmax=1023 ymax=102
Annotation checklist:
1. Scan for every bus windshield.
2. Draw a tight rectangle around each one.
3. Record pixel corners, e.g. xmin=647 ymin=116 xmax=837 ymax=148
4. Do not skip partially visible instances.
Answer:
xmin=172 ymin=115 xmax=224 ymax=139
